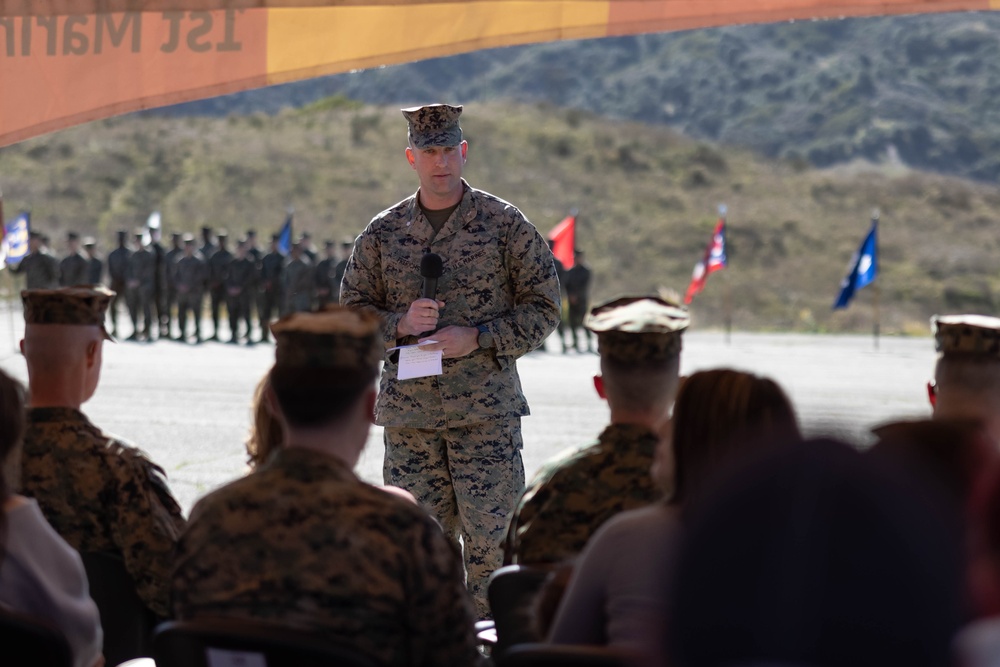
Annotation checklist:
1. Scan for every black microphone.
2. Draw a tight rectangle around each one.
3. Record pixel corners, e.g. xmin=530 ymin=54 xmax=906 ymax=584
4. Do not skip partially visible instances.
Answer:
xmin=420 ymin=252 xmax=443 ymax=299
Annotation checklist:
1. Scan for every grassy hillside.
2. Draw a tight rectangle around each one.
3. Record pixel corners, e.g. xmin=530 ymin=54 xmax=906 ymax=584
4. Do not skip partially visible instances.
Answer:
xmin=162 ymin=12 xmax=1000 ymax=182
xmin=2 ymin=101 xmax=998 ymax=335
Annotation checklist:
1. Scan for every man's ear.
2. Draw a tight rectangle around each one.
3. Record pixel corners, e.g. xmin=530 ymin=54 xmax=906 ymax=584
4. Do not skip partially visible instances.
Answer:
xmin=460 ymin=140 xmax=468 ymax=162
xmin=593 ymin=375 xmax=606 ymax=400
xmin=18 ymin=339 xmax=24 ymax=356
xmin=85 ymin=340 xmax=99 ymax=368
xmin=405 ymin=146 xmax=416 ymax=168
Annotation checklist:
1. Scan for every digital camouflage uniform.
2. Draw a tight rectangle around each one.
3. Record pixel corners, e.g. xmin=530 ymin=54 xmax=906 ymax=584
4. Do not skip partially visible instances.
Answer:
xmin=281 ymin=254 xmax=314 ymax=315
xmin=207 ymin=242 xmax=233 ymax=340
xmin=314 ymin=246 xmax=336 ymax=309
xmin=257 ymin=247 xmax=284 ymax=340
xmin=19 ymin=408 xmax=186 ymax=618
xmin=126 ymin=242 xmax=156 ymax=338
xmin=172 ymin=447 xmax=478 ymax=667
xmin=59 ymin=252 xmax=89 ymax=287
xmin=164 ymin=237 xmax=184 ymax=337
xmin=107 ymin=239 xmax=130 ymax=336
xmin=11 ymin=250 xmax=59 ymax=289
xmin=505 ymin=296 xmax=690 ymax=565
xmin=224 ymin=255 xmax=257 ymax=342
xmin=341 ymin=168 xmax=561 ymax=614
xmin=174 ymin=247 xmax=208 ymax=342
xmin=85 ymin=252 xmax=104 ymax=285
xmin=505 ymin=423 xmax=661 ymax=564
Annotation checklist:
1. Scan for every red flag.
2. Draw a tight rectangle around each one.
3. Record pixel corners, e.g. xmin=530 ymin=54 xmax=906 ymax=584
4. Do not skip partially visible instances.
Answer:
xmin=548 ymin=214 xmax=575 ymax=269
xmin=684 ymin=218 xmax=728 ymax=304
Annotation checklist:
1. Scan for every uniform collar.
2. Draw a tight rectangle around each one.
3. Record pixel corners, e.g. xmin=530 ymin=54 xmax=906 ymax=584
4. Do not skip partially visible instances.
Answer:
xmin=404 ymin=180 xmax=478 ymax=246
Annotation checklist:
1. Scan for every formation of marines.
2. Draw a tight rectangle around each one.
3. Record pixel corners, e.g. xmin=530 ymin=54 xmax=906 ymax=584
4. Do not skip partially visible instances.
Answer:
xmin=10 ymin=226 xmax=355 ymax=344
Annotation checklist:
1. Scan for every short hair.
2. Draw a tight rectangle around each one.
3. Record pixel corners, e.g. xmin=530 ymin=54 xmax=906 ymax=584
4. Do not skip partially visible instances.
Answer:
xmin=936 ymin=354 xmax=1000 ymax=397
xmin=671 ymin=369 xmax=800 ymax=507
xmin=599 ymin=354 xmax=679 ymax=413
xmin=268 ymin=365 xmax=375 ymax=429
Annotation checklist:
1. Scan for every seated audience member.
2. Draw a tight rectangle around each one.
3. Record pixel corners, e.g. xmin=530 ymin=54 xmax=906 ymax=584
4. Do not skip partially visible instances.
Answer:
xmin=960 ymin=464 xmax=1000 ymax=666
xmin=547 ymin=369 xmax=801 ymax=662
xmin=930 ymin=314 xmax=1000 ymax=444
xmin=670 ymin=439 xmax=964 ymax=667
xmin=245 ymin=375 xmax=283 ymax=470
xmin=0 ymin=368 xmax=104 ymax=667
xmin=171 ymin=307 xmax=478 ymax=667
xmin=18 ymin=287 xmax=186 ymax=619
xmin=870 ymin=418 xmax=996 ymax=519
xmin=505 ymin=296 xmax=689 ymax=565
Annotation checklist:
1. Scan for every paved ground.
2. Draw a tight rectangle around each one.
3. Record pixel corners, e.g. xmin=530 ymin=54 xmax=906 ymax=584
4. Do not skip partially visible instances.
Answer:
xmin=0 ymin=302 xmax=936 ymax=514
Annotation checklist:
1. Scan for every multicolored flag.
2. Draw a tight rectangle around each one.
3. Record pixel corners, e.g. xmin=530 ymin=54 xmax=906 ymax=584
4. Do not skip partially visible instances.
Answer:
xmin=684 ymin=217 xmax=727 ymax=305
xmin=277 ymin=213 xmax=294 ymax=255
xmin=548 ymin=214 xmax=576 ymax=270
xmin=833 ymin=218 xmax=878 ymax=310
xmin=0 ymin=212 xmax=31 ymax=269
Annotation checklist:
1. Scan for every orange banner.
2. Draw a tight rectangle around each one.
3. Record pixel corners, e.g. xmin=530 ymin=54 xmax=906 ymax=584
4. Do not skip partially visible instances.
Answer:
xmin=0 ymin=1 xmax=995 ymax=146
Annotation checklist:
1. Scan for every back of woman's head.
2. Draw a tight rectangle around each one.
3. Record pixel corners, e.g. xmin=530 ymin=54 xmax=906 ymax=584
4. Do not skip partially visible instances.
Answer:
xmin=670 ymin=439 xmax=964 ymax=667
xmin=671 ymin=369 xmax=800 ymax=507
xmin=0 ymin=369 xmax=26 ymax=480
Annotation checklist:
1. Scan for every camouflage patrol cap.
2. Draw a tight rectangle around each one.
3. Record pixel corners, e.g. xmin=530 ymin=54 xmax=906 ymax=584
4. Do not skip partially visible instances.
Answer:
xmin=271 ymin=306 xmax=381 ymax=371
xmin=22 ymin=287 xmax=115 ymax=341
xmin=933 ymin=315 xmax=1000 ymax=359
xmin=402 ymin=104 xmax=463 ymax=149
xmin=586 ymin=296 xmax=690 ymax=363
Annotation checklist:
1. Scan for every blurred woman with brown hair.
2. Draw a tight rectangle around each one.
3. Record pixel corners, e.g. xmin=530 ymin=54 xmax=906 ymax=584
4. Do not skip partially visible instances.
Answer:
xmin=548 ymin=369 xmax=801 ymax=663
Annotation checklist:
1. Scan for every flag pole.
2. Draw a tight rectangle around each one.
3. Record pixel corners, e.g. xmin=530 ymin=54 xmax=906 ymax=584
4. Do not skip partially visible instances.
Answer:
xmin=872 ymin=208 xmax=880 ymax=351
xmin=0 ymin=190 xmax=10 ymax=353
xmin=719 ymin=204 xmax=731 ymax=345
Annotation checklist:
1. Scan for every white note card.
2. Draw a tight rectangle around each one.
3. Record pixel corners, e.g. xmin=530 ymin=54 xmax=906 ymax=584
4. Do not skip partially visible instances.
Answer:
xmin=395 ymin=342 xmax=444 ymax=380
xmin=206 ymin=648 xmax=268 ymax=667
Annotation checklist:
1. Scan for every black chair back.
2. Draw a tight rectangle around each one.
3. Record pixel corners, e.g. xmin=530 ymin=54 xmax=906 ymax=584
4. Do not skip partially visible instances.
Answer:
xmin=0 ymin=607 xmax=73 ymax=667
xmin=499 ymin=643 xmax=639 ymax=667
xmin=489 ymin=564 xmax=553 ymax=658
xmin=81 ymin=551 xmax=158 ymax=665
xmin=153 ymin=617 xmax=382 ymax=667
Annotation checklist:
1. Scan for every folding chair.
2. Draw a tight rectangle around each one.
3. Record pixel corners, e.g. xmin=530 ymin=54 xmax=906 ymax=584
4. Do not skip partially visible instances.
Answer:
xmin=0 ymin=607 xmax=73 ymax=667
xmin=81 ymin=551 xmax=159 ymax=665
xmin=499 ymin=642 xmax=640 ymax=667
xmin=153 ymin=617 xmax=381 ymax=667
xmin=486 ymin=564 xmax=554 ymax=659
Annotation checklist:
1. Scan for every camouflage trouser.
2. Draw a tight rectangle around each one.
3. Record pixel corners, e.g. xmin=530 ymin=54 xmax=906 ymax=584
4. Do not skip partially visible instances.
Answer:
xmin=383 ymin=417 xmax=524 ymax=619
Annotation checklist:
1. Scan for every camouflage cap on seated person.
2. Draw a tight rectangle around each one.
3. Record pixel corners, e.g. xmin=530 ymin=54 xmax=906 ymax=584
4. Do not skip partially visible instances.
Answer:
xmin=932 ymin=314 xmax=1000 ymax=359
xmin=22 ymin=286 xmax=115 ymax=341
xmin=586 ymin=296 xmax=690 ymax=364
xmin=402 ymin=104 xmax=463 ymax=149
xmin=270 ymin=306 xmax=382 ymax=371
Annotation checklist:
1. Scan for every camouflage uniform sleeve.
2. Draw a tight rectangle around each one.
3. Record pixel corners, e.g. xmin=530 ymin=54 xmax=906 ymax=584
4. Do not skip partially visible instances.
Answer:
xmin=340 ymin=228 xmax=405 ymax=349
xmin=483 ymin=211 xmax=561 ymax=359
xmin=104 ymin=442 xmax=186 ymax=617
xmin=407 ymin=515 xmax=480 ymax=667
xmin=507 ymin=462 xmax=577 ymax=564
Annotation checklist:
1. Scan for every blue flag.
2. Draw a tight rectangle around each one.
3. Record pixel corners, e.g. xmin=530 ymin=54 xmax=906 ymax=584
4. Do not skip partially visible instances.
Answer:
xmin=1 ymin=212 xmax=30 ymax=268
xmin=277 ymin=214 xmax=293 ymax=255
xmin=833 ymin=219 xmax=878 ymax=310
